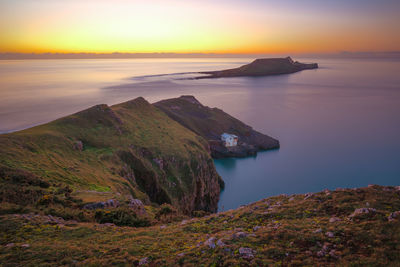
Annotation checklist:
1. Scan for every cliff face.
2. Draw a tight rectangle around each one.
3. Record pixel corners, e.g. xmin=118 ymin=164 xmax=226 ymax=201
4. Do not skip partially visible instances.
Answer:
xmin=198 ymin=57 xmax=318 ymax=78
xmin=154 ymin=96 xmax=280 ymax=158
xmin=0 ymin=97 xmax=222 ymax=214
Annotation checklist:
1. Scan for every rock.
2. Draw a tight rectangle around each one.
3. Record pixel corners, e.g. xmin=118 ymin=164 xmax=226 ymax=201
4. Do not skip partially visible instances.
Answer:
xmin=181 ymin=220 xmax=188 ymax=225
xmin=239 ymin=247 xmax=254 ymax=259
xmin=329 ymin=217 xmax=341 ymax=223
xmin=349 ymin=208 xmax=376 ymax=218
xmin=139 ymin=257 xmax=149 ymax=265
xmin=313 ymin=228 xmax=323 ymax=234
xmin=253 ymin=225 xmax=261 ymax=232
xmin=232 ymin=232 xmax=248 ymax=239
xmin=21 ymin=244 xmax=30 ymax=248
xmin=329 ymin=249 xmax=338 ymax=258
xmin=317 ymin=250 xmax=326 ymax=257
xmin=388 ymin=211 xmax=400 ymax=221
xmin=83 ymin=199 xmax=119 ymax=210
xmin=177 ymin=252 xmax=185 ymax=257
xmin=5 ymin=243 xmax=15 ymax=248
xmin=73 ymin=140 xmax=83 ymax=151
xmin=129 ymin=198 xmax=146 ymax=215
xmin=304 ymin=193 xmax=313 ymax=200
xmin=326 ymin=232 xmax=334 ymax=238
xmin=103 ymin=223 xmax=116 ymax=227
xmin=160 ymin=225 xmax=166 ymax=229
xmin=204 ymin=237 xmax=216 ymax=249
xmin=216 ymin=239 xmax=225 ymax=247
xmin=289 ymin=197 xmax=295 ymax=202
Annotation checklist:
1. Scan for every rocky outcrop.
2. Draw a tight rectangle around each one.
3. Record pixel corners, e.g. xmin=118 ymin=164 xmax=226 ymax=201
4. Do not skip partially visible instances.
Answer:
xmin=197 ymin=57 xmax=318 ymax=79
xmin=154 ymin=96 xmax=279 ymax=158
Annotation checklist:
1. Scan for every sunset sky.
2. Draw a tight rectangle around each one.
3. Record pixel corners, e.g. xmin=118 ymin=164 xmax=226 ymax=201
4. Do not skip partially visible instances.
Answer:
xmin=1 ymin=0 xmax=399 ymax=54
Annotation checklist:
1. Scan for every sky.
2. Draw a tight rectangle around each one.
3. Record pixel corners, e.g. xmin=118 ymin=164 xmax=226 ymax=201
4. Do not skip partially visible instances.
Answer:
xmin=0 ymin=0 xmax=399 ymax=54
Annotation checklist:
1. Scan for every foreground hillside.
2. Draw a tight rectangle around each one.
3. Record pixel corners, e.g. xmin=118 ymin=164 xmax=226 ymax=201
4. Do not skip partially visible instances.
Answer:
xmin=1 ymin=185 xmax=399 ymax=266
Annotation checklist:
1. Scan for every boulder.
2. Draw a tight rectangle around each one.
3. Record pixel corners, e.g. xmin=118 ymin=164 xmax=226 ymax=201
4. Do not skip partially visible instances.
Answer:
xmin=349 ymin=208 xmax=376 ymax=219
xmin=73 ymin=140 xmax=83 ymax=151
xmin=388 ymin=211 xmax=400 ymax=221
xmin=204 ymin=237 xmax=216 ymax=249
xmin=329 ymin=217 xmax=341 ymax=223
xmin=239 ymin=247 xmax=254 ymax=259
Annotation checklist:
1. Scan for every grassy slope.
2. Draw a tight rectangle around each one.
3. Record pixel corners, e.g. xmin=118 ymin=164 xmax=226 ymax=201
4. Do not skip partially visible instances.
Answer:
xmin=1 ymin=185 xmax=399 ymax=266
xmin=0 ymin=97 xmax=217 ymax=211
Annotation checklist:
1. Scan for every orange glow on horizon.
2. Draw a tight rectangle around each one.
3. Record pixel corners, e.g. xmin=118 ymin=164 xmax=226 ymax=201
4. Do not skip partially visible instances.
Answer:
xmin=1 ymin=0 xmax=399 ymax=54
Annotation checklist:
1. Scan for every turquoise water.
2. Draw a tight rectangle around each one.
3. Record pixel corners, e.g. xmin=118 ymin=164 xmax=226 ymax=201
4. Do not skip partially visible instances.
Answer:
xmin=1 ymin=57 xmax=399 ymax=210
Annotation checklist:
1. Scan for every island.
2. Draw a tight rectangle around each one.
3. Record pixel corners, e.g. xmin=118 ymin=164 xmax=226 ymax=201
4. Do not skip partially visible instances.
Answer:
xmin=197 ymin=56 xmax=318 ymax=79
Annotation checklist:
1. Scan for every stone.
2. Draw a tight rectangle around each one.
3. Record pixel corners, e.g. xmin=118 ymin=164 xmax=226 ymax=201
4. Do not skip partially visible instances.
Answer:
xmin=129 ymin=198 xmax=146 ymax=215
xmin=73 ymin=140 xmax=83 ymax=151
xmin=326 ymin=232 xmax=334 ymax=238
xmin=216 ymin=239 xmax=225 ymax=247
xmin=329 ymin=249 xmax=338 ymax=258
xmin=349 ymin=208 xmax=376 ymax=218
xmin=253 ymin=226 xmax=261 ymax=232
xmin=177 ymin=252 xmax=185 ymax=257
xmin=289 ymin=197 xmax=295 ymax=202
xmin=239 ymin=247 xmax=254 ymax=259
xmin=304 ymin=193 xmax=313 ymax=200
xmin=317 ymin=250 xmax=326 ymax=257
xmin=5 ymin=243 xmax=15 ymax=248
xmin=313 ymin=228 xmax=323 ymax=234
xmin=329 ymin=217 xmax=341 ymax=223
xmin=21 ymin=244 xmax=30 ymax=248
xmin=160 ymin=225 xmax=166 ymax=229
xmin=388 ymin=211 xmax=400 ymax=221
xmin=232 ymin=232 xmax=248 ymax=239
xmin=139 ymin=257 xmax=149 ymax=265
xmin=204 ymin=237 xmax=216 ymax=249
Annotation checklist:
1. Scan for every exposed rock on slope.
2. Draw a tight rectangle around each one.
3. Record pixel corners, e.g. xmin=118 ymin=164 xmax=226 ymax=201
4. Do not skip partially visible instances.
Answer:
xmin=0 ymin=97 xmax=223 ymax=214
xmin=154 ymin=96 xmax=279 ymax=158
xmin=198 ymin=57 xmax=318 ymax=79
xmin=1 ymin=185 xmax=399 ymax=266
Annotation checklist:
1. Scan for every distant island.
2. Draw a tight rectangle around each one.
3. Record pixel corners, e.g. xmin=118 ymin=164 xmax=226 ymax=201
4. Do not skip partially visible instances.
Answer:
xmin=197 ymin=57 xmax=318 ymax=79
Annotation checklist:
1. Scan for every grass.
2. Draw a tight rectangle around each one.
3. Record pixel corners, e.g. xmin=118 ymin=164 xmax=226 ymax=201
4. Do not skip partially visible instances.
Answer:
xmin=0 ymin=185 xmax=399 ymax=266
xmin=0 ymin=97 xmax=222 ymax=214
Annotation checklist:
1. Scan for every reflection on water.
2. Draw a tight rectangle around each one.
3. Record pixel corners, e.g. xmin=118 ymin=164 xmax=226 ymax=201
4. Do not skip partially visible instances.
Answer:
xmin=1 ymin=57 xmax=399 ymax=210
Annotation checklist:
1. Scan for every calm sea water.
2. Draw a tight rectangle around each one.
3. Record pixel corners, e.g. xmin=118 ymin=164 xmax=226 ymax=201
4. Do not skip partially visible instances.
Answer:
xmin=1 ymin=57 xmax=399 ymax=210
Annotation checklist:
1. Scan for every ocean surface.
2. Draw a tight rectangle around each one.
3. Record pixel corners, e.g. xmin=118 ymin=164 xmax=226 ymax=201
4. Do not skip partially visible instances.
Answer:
xmin=1 ymin=57 xmax=399 ymax=210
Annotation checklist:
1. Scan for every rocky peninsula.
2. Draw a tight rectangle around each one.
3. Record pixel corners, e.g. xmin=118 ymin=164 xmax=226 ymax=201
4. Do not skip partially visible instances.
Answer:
xmin=197 ymin=57 xmax=318 ymax=79
xmin=155 ymin=96 xmax=279 ymax=158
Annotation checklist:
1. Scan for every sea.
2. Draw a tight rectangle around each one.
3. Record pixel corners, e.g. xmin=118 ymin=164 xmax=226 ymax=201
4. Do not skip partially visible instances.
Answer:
xmin=1 ymin=57 xmax=399 ymax=210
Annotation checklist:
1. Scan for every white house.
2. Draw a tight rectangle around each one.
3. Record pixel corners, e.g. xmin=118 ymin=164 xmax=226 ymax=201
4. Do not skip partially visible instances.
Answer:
xmin=221 ymin=133 xmax=238 ymax=147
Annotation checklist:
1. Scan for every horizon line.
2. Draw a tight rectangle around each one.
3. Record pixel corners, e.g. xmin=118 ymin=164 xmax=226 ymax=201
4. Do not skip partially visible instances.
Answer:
xmin=1 ymin=51 xmax=400 ymax=60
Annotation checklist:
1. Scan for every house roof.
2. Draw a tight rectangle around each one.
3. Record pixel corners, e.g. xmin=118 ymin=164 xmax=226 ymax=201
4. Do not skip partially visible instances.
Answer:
xmin=221 ymin=133 xmax=238 ymax=139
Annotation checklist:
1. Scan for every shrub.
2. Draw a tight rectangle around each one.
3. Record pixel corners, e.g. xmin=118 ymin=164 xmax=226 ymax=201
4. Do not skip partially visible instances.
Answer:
xmin=94 ymin=208 xmax=150 ymax=227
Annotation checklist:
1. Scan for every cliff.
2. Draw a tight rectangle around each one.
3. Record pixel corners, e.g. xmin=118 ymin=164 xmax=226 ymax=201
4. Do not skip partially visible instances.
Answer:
xmin=154 ymin=96 xmax=280 ymax=158
xmin=0 ymin=97 xmax=223 ymax=215
xmin=1 ymin=185 xmax=399 ymax=265
xmin=198 ymin=57 xmax=318 ymax=78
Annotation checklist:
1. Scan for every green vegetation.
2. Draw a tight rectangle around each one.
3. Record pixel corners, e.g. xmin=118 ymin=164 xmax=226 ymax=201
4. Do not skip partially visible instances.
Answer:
xmin=1 ymin=186 xmax=399 ymax=265
xmin=0 ymin=97 xmax=222 ymax=215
